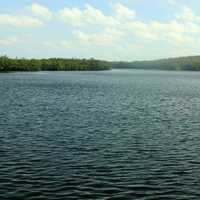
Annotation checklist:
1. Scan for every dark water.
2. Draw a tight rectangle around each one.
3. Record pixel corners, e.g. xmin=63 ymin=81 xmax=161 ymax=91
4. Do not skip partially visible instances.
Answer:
xmin=1 ymin=69 xmax=200 ymax=200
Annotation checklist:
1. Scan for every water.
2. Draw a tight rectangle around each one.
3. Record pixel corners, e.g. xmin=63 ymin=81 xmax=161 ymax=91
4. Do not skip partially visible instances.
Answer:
xmin=0 ymin=69 xmax=200 ymax=200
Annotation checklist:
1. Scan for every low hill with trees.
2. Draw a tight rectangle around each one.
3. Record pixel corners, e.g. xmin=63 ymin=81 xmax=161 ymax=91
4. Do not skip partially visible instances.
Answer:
xmin=111 ymin=56 xmax=200 ymax=71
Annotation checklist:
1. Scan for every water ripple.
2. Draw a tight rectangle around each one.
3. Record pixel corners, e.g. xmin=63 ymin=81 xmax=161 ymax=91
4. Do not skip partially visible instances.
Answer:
xmin=1 ymin=70 xmax=200 ymax=199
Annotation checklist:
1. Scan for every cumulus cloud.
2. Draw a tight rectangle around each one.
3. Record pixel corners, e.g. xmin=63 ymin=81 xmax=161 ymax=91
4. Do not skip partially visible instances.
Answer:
xmin=177 ymin=6 xmax=200 ymax=22
xmin=59 ymin=4 xmax=115 ymax=27
xmin=60 ymin=3 xmax=200 ymax=46
xmin=0 ymin=3 xmax=53 ymax=28
xmin=114 ymin=3 xmax=135 ymax=20
xmin=0 ymin=14 xmax=43 ymax=27
xmin=2 ymin=2 xmax=200 ymax=59
xmin=30 ymin=3 xmax=53 ymax=20
xmin=74 ymin=28 xmax=124 ymax=46
xmin=65 ymin=3 xmax=192 ymax=45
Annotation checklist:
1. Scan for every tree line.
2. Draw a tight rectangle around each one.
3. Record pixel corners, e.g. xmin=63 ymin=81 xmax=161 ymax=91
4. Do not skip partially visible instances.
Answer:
xmin=2 ymin=55 xmax=200 ymax=72
xmin=111 ymin=56 xmax=200 ymax=71
xmin=0 ymin=56 xmax=111 ymax=72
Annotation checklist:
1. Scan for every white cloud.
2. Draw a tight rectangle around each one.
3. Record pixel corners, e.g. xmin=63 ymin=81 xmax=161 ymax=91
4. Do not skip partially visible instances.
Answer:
xmin=167 ymin=32 xmax=192 ymax=44
xmin=115 ymin=3 xmax=135 ymax=20
xmin=30 ymin=3 xmax=53 ymax=20
xmin=177 ymin=6 xmax=200 ymax=22
xmin=59 ymin=4 xmax=114 ymax=27
xmin=150 ymin=20 xmax=185 ymax=34
xmin=59 ymin=7 xmax=83 ymax=26
xmin=0 ymin=14 xmax=43 ymax=27
xmin=187 ymin=22 xmax=200 ymax=33
xmin=2 ymin=2 xmax=200 ymax=60
xmin=59 ymin=3 xmax=200 ymax=46
xmin=74 ymin=28 xmax=124 ymax=46
xmin=134 ymin=30 xmax=158 ymax=40
xmin=59 ymin=3 xmax=136 ymax=29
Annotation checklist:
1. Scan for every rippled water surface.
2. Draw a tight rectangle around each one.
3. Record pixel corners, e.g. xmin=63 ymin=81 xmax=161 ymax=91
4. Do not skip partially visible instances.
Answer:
xmin=1 ymin=69 xmax=200 ymax=200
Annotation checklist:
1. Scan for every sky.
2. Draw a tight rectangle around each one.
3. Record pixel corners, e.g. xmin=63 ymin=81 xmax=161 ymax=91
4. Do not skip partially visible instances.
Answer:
xmin=1 ymin=0 xmax=200 ymax=61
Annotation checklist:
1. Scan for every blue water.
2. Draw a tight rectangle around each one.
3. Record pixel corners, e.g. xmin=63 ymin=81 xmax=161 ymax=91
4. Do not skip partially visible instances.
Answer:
xmin=1 ymin=69 xmax=200 ymax=199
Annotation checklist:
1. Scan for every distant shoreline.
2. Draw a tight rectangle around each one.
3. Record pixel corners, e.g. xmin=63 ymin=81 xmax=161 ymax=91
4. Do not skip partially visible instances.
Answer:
xmin=0 ymin=56 xmax=111 ymax=72
xmin=111 ymin=55 xmax=200 ymax=71
xmin=1 ymin=55 xmax=200 ymax=72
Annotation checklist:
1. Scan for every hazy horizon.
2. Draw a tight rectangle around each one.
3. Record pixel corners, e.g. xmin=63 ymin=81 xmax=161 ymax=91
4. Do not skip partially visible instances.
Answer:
xmin=1 ymin=0 xmax=200 ymax=61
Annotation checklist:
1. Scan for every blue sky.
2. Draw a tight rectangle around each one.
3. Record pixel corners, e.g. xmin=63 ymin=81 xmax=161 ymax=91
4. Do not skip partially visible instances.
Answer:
xmin=1 ymin=0 xmax=200 ymax=61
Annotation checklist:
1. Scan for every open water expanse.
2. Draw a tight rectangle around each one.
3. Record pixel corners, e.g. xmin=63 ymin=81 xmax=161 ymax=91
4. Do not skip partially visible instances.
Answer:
xmin=0 ymin=69 xmax=200 ymax=200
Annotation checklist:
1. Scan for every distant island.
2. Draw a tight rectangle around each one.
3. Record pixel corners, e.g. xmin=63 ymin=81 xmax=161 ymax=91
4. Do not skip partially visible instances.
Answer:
xmin=0 ymin=56 xmax=111 ymax=72
xmin=111 ymin=56 xmax=200 ymax=71
xmin=1 ymin=55 xmax=200 ymax=72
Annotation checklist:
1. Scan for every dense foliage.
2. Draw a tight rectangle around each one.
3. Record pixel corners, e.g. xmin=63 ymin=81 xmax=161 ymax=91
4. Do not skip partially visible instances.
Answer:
xmin=0 ymin=56 xmax=111 ymax=72
xmin=111 ymin=56 xmax=200 ymax=71
xmin=2 ymin=55 xmax=200 ymax=72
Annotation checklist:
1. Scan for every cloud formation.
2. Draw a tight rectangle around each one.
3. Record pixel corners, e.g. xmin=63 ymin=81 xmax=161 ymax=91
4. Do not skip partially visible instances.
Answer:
xmin=59 ymin=4 xmax=115 ymax=27
xmin=1 ymin=1 xmax=200 ymax=60
xmin=30 ymin=3 xmax=53 ymax=20
xmin=58 ymin=3 xmax=200 ymax=46
xmin=0 ymin=14 xmax=43 ymax=27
